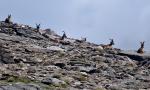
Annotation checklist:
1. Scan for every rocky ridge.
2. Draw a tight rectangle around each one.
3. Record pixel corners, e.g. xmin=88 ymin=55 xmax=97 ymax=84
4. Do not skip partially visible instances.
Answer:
xmin=0 ymin=21 xmax=149 ymax=90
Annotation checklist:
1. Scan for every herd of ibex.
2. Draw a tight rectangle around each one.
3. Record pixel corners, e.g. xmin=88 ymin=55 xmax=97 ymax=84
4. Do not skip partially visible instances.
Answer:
xmin=2 ymin=15 xmax=146 ymax=54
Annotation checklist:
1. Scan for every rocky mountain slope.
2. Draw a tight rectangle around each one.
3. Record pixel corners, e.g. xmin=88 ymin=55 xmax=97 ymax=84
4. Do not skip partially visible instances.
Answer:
xmin=0 ymin=21 xmax=149 ymax=90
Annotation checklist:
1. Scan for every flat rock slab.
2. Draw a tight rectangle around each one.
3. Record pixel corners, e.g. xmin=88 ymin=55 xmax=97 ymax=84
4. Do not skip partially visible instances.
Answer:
xmin=47 ymin=46 xmax=64 ymax=52
xmin=118 ymin=50 xmax=150 ymax=61
xmin=0 ymin=84 xmax=42 ymax=90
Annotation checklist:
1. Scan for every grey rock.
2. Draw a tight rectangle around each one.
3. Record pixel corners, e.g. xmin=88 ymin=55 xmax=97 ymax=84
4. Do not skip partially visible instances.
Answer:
xmin=15 ymin=29 xmax=44 ymax=40
xmin=41 ymin=78 xmax=53 ymax=85
xmin=41 ymin=77 xmax=65 ymax=85
xmin=0 ymin=46 xmax=15 ymax=64
xmin=0 ymin=84 xmax=42 ymax=90
xmin=46 ymin=46 xmax=64 ymax=52
xmin=40 ymin=29 xmax=58 ymax=36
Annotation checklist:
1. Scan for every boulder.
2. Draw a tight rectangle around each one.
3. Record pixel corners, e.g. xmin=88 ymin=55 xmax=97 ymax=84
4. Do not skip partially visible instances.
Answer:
xmin=41 ymin=77 xmax=65 ymax=85
xmin=15 ymin=29 xmax=44 ymax=40
xmin=0 ymin=83 xmax=42 ymax=90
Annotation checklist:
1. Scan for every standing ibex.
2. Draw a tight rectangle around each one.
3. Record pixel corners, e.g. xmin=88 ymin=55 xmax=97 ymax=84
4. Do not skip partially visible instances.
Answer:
xmin=102 ymin=39 xmax=115 ymax=49
xmin=5 ymin=14 xmax=12 ymax=23
xmin=61 ymin=31 xmax=67 ymax=40
xmin=137 ymin=41 xmax=145 ymax=54
xmin=36 ymin=24 xmax=41 ymax=31
xmin=36 ymin=24 xmax=41 ymax=32
xmin=81 ymin=37 xmax=86 ymax=42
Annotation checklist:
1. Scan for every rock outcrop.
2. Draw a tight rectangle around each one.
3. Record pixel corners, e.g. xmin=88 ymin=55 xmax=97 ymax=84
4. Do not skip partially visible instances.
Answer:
xmin=0 ymin=21 xmax=149 ymax=90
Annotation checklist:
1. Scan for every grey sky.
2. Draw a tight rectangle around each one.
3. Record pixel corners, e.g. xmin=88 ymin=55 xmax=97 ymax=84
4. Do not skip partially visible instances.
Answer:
xmin=0 ymin=0 xmax=150 ymax=50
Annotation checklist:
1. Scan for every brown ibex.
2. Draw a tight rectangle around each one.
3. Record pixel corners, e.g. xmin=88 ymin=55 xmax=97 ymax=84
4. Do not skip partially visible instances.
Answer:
xmin=102 ymin=39 xmax=115 ymax=49
xmin=137 ymin=41 xmax=145 ymax=54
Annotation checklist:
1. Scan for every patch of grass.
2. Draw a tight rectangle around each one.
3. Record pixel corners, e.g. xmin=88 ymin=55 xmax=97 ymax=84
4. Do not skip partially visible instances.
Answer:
xmin=64 ymin=79 xmax=70 ymax=85
xmin=52 ymin=83 xmax=68 ymax=88
xmin=74 ymin=74 xmax=88 ymax=81
xmin=95 ymin=87 xmax=106 ymax=90
xmin=43 ymin=85 xmax=56 ymax=90
xmin=43 ymin=83 xmax=68 ymax=90
xmin=0 ymin=75 xmax=69 ymax=90
xmin=60 ymin=83 xmax=68 ymax=88
xmin=17 ymin=62 xmax=24 ymax=68
xmin=58 ymin=52 xmax=66 ymax=57
xmin=7 ymin=76 xmax=33 ymax=84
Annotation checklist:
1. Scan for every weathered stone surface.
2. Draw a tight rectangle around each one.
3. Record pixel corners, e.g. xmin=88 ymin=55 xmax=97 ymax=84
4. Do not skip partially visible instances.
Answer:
xmin=47 ymin=46 xmax=64 ymax=52
xmin=15 ymin=29 xmax=44 ymax=40
xmin=0 ymin=84 xmax=42 ymax=90
xmin=0 ymin=21 xmax=149 ymax=90
xmin=119 ymin=50 xmax=150 ymax=61
xmin=41 ymin=78 xmax=53 ymax=85
xmin=0 ymin=46 xmax=16 ymax=64
xmin=41 ymin=77 xmax=65 ymax=85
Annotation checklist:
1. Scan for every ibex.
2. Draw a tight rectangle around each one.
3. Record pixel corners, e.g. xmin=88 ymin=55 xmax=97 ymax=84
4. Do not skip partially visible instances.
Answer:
xmin=137 ymin=41 xmax=145 ymax=54
xmin=36 ymin=24 xmax=41 ymax=32
xmin=102 ymin=39 xmax=115 ymax=49
xmin=61 ymin=31 xmax=67 ymax=40
xmin=81 ymin=37 xmax=86 ymax=42
xmin=5 ymin=14 xmax=12 ymax=23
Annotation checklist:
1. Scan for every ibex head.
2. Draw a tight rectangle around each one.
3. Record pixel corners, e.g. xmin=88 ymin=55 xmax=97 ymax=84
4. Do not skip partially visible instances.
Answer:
xmin=5 ymin=14 xmax=12 ymax=23
xmin=140 ymin=41 xmax=145 ymax=48
xmin=36 ymin=24 xmax=41 ymax=30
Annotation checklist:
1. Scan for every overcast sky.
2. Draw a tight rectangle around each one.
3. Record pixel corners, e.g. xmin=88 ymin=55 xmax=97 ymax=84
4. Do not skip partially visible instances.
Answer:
xmin=0 ymin=0 xmax=150 ymax=50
